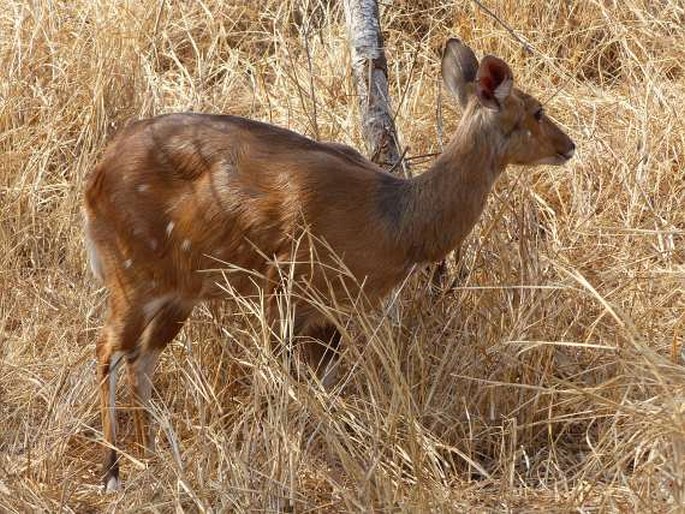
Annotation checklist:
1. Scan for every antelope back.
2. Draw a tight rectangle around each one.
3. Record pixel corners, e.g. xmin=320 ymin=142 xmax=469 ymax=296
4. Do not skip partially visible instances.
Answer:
xmin=83 ymin=114 xmax=407 ymax=308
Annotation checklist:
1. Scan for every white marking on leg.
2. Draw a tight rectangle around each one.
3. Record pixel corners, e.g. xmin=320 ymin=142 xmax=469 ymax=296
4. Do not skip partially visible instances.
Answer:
xmin=166 ymin=221 xmax=175 ymax=237
xmin=143 ymin=294 xmax=178 ymax=322
xmin=137 ymin=349 xmax=160 ymax=453
xmin=109 ymin=352 xmax=122 ymax=441
xmin=181 ymin=239 xmax=191 ymax=252
xmin=105 ymin=475 xmax=122 ymax=493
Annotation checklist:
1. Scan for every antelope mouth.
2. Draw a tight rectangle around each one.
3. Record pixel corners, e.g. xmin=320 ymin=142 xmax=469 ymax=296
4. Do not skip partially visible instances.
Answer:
xmin=559 ymin=148 xmax=575 ymax=161
xmin=533 ymin=151 xmax=574 ymax=166
xmin=553 ymin=153 xmax=570 ymax=164
xmin=545 ymin=148 xmax=575 ymax=165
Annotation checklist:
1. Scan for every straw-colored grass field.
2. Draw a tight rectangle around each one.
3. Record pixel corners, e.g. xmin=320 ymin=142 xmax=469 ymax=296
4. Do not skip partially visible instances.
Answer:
xmin=1 ymin=0 xmax=684 ymax=511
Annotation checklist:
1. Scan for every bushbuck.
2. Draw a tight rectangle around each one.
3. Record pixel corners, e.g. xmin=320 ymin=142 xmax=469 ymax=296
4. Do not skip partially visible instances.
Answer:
xmin=84 ymin=38 xmax=575 ymax=491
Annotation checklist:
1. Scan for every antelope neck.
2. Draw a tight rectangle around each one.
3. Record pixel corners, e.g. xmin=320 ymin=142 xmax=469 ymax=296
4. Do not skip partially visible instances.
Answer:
xmin=399 ymin=111 xmax=506 ymax=263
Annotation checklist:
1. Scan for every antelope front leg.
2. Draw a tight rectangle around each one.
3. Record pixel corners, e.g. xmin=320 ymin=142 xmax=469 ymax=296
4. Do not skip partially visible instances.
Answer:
xmin=126 ymin=299 xmax=192 ymax=456
xmin=300 ymin=322 xmax=342 ymax=389
xmin=125 ymin=348 xmax=160 ymax=456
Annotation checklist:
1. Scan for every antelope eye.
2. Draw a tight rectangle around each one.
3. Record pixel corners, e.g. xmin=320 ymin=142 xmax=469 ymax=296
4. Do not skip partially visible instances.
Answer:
xmin=534 ymin=108 xmax=544 ymax=122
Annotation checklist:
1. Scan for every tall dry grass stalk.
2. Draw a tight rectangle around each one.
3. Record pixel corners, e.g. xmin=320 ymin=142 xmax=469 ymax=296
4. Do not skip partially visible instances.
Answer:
xmin=1 ymin=0 xmax=683 ymax=511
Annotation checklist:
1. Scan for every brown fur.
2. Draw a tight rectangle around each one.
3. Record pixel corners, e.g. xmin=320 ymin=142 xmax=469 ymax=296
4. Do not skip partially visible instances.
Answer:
xmin=85 ymin=38 xmax=575 ymax=490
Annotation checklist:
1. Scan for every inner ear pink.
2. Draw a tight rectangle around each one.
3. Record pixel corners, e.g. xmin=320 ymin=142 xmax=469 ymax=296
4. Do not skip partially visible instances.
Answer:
xmin=485 ymin=62 xmax=506 ymax=88
xmin=493 ymin=67 xmax=506 ymax=85
xmin=481 ymin=76 xmax=495 ymax=91
xmin=478 ymin=77 xmax=495 ymax=99
xmin=478 ymin=56 xmax=513 ymax=96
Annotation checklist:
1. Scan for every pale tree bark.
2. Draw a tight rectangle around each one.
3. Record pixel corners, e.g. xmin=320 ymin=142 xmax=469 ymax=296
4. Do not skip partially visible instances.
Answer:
xmin=342 ymin=0 xmax=405 ymax=174
xmin=343 ymin=0 xmax=450 ymax=291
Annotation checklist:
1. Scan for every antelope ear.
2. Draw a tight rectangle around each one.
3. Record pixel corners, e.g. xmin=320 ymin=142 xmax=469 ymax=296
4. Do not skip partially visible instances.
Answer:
xmin=476 ymin=55 xmax=514 ymax=110
xmin=441 ymin=38 xmax=479 ymax=108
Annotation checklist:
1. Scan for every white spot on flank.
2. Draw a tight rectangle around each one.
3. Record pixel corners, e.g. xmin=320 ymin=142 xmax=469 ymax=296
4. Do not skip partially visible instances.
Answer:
xmin=123 ymin=259 xmax=133 ymax=269
xmin=137 ymin=184 xmax=149 ymax=193
xmin=181 ymin=239 xmax=191 ymax=252
xmin=166 ymin=221 xmax=175 ymax=237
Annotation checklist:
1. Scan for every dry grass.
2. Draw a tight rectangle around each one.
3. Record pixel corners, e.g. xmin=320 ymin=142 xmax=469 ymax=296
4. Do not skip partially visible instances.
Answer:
xmin=1 ymin=0 xmax=684 ymax=511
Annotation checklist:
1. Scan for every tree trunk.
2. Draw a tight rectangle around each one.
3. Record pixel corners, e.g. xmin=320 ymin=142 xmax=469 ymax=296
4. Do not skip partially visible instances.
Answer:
xmin=344 ymin=0 xmax=449 ymax=290
xmin=342 ymin=0 xmax=404 ymax=173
